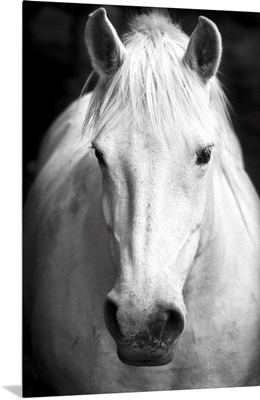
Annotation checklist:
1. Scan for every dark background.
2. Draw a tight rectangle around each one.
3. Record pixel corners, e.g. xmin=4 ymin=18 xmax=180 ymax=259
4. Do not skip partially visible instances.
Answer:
xmin=23 ymin=1 xmax=260 ymax=200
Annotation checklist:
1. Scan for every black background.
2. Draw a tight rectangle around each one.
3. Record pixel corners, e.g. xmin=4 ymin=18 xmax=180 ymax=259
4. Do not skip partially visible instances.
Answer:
xmin=23 ymin=1 xmax=260 ymax=200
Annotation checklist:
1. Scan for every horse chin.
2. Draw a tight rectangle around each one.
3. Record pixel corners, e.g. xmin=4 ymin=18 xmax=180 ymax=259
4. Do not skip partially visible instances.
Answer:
xmin=117 ymin=350 xmax=174 ymax=367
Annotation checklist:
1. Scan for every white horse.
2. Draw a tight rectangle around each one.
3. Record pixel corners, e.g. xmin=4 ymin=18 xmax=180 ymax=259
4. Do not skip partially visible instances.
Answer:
xmin=23 ymin=8 xmax=259 ymax=395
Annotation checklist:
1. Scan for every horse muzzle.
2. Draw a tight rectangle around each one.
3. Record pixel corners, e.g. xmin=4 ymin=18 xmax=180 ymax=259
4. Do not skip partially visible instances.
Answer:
xmin=104 ymin=297 xmax=185 ymax=367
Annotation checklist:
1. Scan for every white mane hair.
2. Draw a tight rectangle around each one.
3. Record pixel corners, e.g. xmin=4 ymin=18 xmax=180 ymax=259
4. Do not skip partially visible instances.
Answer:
xmin=83 ymin=12 xmax=238 ymax=156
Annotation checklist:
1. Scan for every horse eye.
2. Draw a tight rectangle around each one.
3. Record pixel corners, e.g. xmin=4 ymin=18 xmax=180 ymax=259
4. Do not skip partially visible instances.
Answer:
xmin=196 ymin=145 xmax=213 ymax=166
xmin=91 ymin=145 xmax=106 ymax=166
xmin=95 ymin=149 xmax=106 ymax=166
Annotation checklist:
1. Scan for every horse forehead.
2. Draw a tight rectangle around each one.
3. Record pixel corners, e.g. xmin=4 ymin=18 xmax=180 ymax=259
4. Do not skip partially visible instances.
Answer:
xmin=97 ymin=106 xmax=215 ymax=154
xmin=98 ymin=127 xmax=179 ymax=156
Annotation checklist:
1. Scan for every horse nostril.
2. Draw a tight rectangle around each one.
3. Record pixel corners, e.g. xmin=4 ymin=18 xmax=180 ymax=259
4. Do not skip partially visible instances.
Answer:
xmin=163 ymin=309 xmax=185 ymax=341
xmin=104 ymin=299 xmax=121 ymax=340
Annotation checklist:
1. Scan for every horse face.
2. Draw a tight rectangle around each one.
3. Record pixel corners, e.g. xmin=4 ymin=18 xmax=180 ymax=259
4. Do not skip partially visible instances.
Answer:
xmin=91 ymin=125 xmax=215 ymax=366
xmin=86 ymin=8 xmax=220 ymax=366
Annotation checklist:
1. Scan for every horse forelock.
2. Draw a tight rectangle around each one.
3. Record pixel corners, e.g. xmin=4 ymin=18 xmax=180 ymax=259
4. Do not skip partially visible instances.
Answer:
xmin=126 ymin=11 xmax=187 ymax=47
xmin=83 ymin=12 xmax=233 ymax=154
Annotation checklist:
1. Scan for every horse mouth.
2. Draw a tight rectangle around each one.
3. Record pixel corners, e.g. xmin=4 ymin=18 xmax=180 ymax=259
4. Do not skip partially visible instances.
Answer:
xmin=117 ymin=350 xmax=174 ymax=367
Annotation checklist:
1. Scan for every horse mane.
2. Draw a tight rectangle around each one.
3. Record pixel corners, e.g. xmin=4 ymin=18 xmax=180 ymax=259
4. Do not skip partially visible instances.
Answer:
xmin=83 ymin=11 xmax=239 ymax=158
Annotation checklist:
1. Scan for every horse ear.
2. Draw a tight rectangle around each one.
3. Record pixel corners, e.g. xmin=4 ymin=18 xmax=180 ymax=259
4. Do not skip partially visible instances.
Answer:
xmin=183 ymin=16 xmax=222 ymax=82
xmin=85 ymin=7 xmax=126 ymax=77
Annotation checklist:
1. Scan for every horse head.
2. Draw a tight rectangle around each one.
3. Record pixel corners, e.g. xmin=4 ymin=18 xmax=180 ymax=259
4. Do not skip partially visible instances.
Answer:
xmin=85 ymin=8 xmax=222 ymax=367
